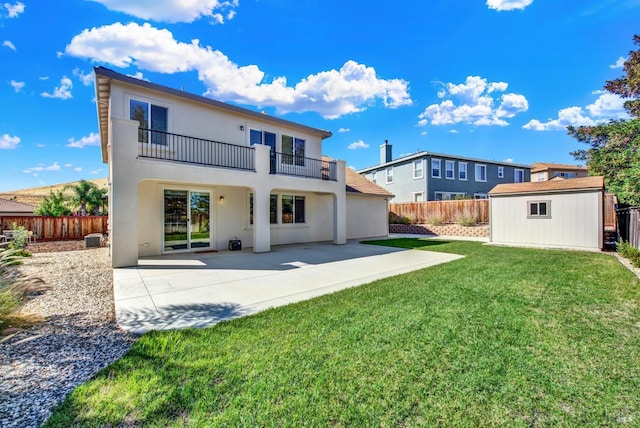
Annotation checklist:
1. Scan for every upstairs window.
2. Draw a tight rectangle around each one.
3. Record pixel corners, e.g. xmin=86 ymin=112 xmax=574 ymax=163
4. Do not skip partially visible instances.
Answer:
xmin=475 ymin=164 xmax=487 ymax=182
xmin=386 ymin=167 xmax=393 ymax=184
xmin=130 ymin=99 xmax=168 ymax=145
xmin=498 ymin=166 xmax=505 ymax=178
xmin=445 ymin=160 xmax=455 ymax=179
xmin=282 ymin=135 xmax=305 ymax=166
xmin=413 ymin=159 xmax=423 ymax=179
xmin=515 ymin=169 xmax=525 ymax=183
xmin=432 ymin=159 xmax=441 ymax=178
xmin=372 ymin=171 xmax=377 ymax=183
xmin=459 ymin=162 xmax=467 ymax=180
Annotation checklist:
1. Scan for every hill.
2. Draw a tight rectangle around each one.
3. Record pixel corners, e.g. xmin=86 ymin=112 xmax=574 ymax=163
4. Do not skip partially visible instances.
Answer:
xmin=0 ymin=178 xmax=109 ymax=207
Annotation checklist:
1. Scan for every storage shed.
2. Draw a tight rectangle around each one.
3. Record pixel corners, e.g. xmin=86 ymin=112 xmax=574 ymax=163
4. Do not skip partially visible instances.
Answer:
xmin=489 ymin=176 xmax=605 ymax=251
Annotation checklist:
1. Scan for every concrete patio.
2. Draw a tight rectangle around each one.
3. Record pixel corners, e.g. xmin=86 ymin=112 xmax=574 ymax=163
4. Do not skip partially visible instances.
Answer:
xmin=113 ymin=239 xmax=464 ymax=334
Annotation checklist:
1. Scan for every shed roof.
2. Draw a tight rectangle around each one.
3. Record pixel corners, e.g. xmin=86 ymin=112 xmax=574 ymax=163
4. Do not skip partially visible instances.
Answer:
xmin=0 ymin=197 xmax=35 ymax=213
xmin=345 ymin=167 xmax=393 ymax=197
xmin=489 ymin=176 xmax=604 ymax=195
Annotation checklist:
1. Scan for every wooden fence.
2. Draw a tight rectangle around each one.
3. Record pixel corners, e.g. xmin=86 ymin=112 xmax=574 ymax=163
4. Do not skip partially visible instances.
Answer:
xmin=389 ymin=199 xmax=489 ymax=224
xmin=0 ymin=216 xmax=108 ymax=241
xmin=604 ymin=193 xmax=617 ymax=231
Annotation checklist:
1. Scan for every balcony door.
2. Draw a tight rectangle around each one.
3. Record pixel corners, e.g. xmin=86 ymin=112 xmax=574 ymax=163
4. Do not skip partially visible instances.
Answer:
xmin=164 ymin=189 xmax=211 ymax=252
xmin=250 ymin=128 xmax=276 ymax=173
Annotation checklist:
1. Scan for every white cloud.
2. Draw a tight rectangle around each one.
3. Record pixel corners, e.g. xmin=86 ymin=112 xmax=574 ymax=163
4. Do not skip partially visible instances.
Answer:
xmin=418 ymin=76 xmax=528 ymax=127
xmin=524 ymin=93 xmax=628 ymax=131
xmin=449 ymin=129 xmax=459 ymax=134
xmin=74 ymin=167 xmax=83 ymax=172
xmin=586 ymin=93 xmax=627 ymax=118
xmin=10 ymin=80 xmax=24 ymax=92
xmin=610 ymin=56 xmax=626 ymax=69
xmin=3 ymin=1 xmax=25 ymax=18
xmin=67 ymin=132 xmax=100 ymax=148
xmin=420 ymin=131 xmax=427 ymax=136
xmin=23 ymin=162 xmax=61 ymax=175
xmin=503 ymin=158 xmax=514 ymax=163
xmin=35 ymin=143 xmax=45 ymax=148
xmin=64 ymin=163 xmax=73 ymax=167
xmin=39 ymin=76 xmax=49 ymax=80
xmin=73 ymin=68 xmax=94 ymax=86
xmin=66 ymin=22 xmax=412 ymax=119
xmin=127 ymin=71 xmax=149 ymax=81
xmin=2 ymin=40 xmax=16 ymax=51
xmin=338 ymin=127 xmax=350 ymax=133
xmin=89 ymin=169 xmax=102 ymax=175
xmin=347 ymin=140 xmax=369 ymax=150
xmin=523 ymin=107 xmax=596 ymax=131
xmin=87 ymin=0 xmax=238 ymax=24
xmin=41 ymin=76 xmax=73 ymax=99
xmin=487 ymin=0 xmax=533 ymax=11
xmin=0 ymin=133 xmax=20 ymax=149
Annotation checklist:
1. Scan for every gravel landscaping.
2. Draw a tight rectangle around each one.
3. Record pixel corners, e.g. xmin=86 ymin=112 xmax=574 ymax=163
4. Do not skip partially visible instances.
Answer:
xmin=0 ymin=243 xmax=137 ymax=428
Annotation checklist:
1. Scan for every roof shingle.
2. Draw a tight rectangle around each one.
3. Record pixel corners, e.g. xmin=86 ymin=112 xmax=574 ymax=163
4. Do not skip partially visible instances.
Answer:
xmin=489 ymin=176 xmax=604 ymax=195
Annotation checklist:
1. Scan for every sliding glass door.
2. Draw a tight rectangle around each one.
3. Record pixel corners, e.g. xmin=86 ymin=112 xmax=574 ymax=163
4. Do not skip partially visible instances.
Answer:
xmin=164 ymin=189 xmax=211 ymax=252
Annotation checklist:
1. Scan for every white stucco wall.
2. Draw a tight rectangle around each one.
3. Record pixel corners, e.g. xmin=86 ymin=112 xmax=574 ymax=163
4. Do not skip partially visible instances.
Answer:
xmin=346 ymin=194 xmax=389 ymax=240
xmin=490 ymin=190 xmax=603 ymax=250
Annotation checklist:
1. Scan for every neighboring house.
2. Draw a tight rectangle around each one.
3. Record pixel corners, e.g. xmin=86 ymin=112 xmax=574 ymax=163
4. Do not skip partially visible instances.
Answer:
xmin=489 ymin=176 xmax=605 ymax=251
xmin=530 ymin=162 xmax=588 ymax=182
xmin=358 ymin=141 xmax=531 ymax=202
xmin=94 ymin=67 xmax=389 ymax=268
xmin=0 ymin=197 xmax=35 ymax=216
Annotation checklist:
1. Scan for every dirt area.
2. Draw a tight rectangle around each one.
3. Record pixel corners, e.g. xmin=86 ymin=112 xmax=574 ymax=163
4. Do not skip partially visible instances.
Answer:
xmin=26 ymin=240 xmax=98 ymax=253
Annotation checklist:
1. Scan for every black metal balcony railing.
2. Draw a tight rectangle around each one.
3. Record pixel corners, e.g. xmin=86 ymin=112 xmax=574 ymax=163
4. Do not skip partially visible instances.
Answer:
xmin=272 ymin=152 xmax=337 ymax=181
xmin=138 ymin=128 xmax=255 ymax=171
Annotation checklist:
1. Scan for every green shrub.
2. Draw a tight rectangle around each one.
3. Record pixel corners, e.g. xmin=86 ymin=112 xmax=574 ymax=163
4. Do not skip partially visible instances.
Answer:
xmin=389 ymin=213 xmax=412 ymax=225
xmin=9 ymin=223 xmax=28 ymax=251
xmin=455 ymin=211 xmax=477 ymax=227
xmin=617 ymin=241 xmax=640 ymax=267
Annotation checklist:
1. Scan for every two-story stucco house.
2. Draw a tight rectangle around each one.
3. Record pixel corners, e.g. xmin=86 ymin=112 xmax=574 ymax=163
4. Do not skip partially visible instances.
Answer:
xmin=94 ymin=67 xmax=391 ymax=267
xmin=358 ymin=141 xmax=531 ymax=202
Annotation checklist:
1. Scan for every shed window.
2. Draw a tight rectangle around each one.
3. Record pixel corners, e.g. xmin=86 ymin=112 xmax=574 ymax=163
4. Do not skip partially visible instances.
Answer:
xmin=528 ymin=201 xmax=551 ymax=218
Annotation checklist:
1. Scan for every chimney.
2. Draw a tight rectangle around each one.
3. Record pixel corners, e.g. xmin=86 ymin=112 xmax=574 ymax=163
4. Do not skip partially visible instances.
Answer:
xmin=380 ymin=139 xmax=392 ymax=164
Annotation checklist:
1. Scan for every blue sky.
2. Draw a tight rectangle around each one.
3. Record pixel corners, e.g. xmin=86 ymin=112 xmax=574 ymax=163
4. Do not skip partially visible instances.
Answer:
xmin=0 ymin=0 xmax=637 ymax=192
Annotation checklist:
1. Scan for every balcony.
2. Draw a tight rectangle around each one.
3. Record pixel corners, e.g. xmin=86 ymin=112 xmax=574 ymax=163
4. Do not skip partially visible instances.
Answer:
xmin=138 ymin=128 xmax=255 ymax=171
xmin=137 ymin=128 xmax=337 ymax=181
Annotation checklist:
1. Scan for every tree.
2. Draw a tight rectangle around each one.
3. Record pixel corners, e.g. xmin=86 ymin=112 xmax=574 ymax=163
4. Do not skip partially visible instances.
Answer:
xmin=35 ymin=190 xmax=72 ymax=216
xmin=66 ymin=180 xmax=105 ymax=216
xmin=87 ymin=185 xmax=108 ymax=215
xmin=569 ymin=34 xmax=640 ymax=206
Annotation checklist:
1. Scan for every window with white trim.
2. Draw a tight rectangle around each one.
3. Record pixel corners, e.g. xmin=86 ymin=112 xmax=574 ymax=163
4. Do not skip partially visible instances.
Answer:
xmin=498 ymin=166 xmax=504 ymax=178
xmin=538 ymin=172 xmax=545 ymax=182
xmin=282 ymin=195 xmax=305 ymax=224
xmin=371 ymin=171 xmax=377 ymax=184
xmin=281 ymin=135 xmax=305 ymax=166
xmin=474 ymin=193 xmax=488 ymax=199
xmin=432 ymin=159 xmax=441 ymax=178
xmin=459 ymin=162 xmax=467 ymax=180
xmin=413 ymin=192 xmax=424 ymax=202
xmin=130 ymin=98 xmax=168 ymax=145
xmin=475 ymin=164 xmax=487 ymax=182
xmin=386 ymin=167 xmax=393 ymax=184
xmin=514 ymin=168 xmax=525 ymax=183
xmin=413 ymin=159 xmax=423 ymax=179
xmin=528 ymin=201 xmax=551 ymax=218
xmin=445 ymin=160 xmax=455 ymax=179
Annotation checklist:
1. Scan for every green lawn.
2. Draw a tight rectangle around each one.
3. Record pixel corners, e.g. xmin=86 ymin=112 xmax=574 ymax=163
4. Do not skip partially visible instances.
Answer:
xmin=46 ymin=240 xmax=640 ymax=427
